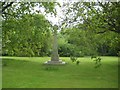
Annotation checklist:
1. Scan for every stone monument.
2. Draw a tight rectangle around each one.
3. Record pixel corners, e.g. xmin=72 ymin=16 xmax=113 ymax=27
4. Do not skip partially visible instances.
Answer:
xmin=44 ymin=25 xmax=65 ymax=65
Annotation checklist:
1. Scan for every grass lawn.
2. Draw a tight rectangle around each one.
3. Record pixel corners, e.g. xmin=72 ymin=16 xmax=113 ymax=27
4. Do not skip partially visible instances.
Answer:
xmin=2 ymin=56 xmax=118 ymax=88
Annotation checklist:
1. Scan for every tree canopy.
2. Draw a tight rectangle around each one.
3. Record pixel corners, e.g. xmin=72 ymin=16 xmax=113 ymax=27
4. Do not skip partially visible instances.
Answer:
xmin=1 ymin=1 xmax=120 ymax=57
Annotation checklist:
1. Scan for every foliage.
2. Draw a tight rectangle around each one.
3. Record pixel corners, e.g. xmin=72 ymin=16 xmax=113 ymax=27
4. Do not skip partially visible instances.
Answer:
xmin=58 ymin=34 xmax=71 ymax=57
xmin=1 ymin=2 xmax=57 ymax=19
xmin=63 ymin=2 xmax=120 ymax=33
xmin=92 ymin=57 xmax=102 ymax=68
xmin=2 ymin=14 xmax=52 ymax=57
xmin=76 ymin=60 xmax=80 ymax=65
xmin=61 ymin=27 xmax=98 ymax=56
xmin=60 ymin=2 xmax=120 ymax=56
xmin=2 ymin=2 xmax=120 ymax=57
xmin=70 ymin=56 xmax=77 ymax=62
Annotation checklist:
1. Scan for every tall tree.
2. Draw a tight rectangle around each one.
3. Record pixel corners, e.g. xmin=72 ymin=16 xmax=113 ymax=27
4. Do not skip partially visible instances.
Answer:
xmin=2 ymin=13 xmax=52 ymax=56
xmin=60 ymin=2 xmax=120 ymax=33
xmin=60 ymin=2 xmax=120 ymax=56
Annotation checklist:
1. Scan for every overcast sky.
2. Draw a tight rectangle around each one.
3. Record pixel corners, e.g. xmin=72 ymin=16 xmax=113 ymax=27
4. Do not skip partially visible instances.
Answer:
xmin=33 ymin=0 xmax=111 ymax=28
xmin=34 ymin=2 xmax=61 ymax=26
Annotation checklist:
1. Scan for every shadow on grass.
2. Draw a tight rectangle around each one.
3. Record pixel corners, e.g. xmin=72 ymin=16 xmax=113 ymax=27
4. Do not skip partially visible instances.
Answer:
xmin=2 ymin=58 xmax=31 ymax=67
xmin=43 ymin=66 xmax=59 ymax=71
xmin=2 ymin=58 xmax=62 ymax=72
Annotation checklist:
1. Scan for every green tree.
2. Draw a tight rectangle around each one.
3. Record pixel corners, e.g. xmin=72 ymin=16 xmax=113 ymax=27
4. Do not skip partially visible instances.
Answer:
xmin=61 ymin=2 xmax=120 ymax=56
xmin=1 ymin=2 xmax=57 ymax=19
xmin=2 ymin=14 xmax=52 ymax=56
xmin=2 ymin=2 xmax=59 ymax=57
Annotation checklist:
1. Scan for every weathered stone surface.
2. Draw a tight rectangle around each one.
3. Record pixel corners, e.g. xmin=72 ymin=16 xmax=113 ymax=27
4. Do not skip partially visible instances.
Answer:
xmin=44 ymin=27 xmax=66 ymax=65
xmin=44 ymin=60 xmax=66 ymax=65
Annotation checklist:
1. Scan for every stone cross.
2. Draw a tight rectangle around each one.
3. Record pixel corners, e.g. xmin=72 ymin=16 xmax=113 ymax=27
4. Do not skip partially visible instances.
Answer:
xmin=44 ymin=25 xmax=65 ymax=65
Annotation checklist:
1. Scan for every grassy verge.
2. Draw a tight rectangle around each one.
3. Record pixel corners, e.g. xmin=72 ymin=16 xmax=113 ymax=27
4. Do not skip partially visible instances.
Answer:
xmin=2 ymin=56 xmax=118 ymax=88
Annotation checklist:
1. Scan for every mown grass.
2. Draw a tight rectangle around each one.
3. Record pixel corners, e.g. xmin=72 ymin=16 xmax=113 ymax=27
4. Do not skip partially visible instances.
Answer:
xmin=2 ymin=56 xmax=118 ymax=88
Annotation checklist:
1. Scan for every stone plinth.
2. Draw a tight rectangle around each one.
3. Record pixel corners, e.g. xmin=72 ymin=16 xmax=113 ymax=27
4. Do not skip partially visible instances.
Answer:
xmin=44 ymin=60 xmax=66 ymax=65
